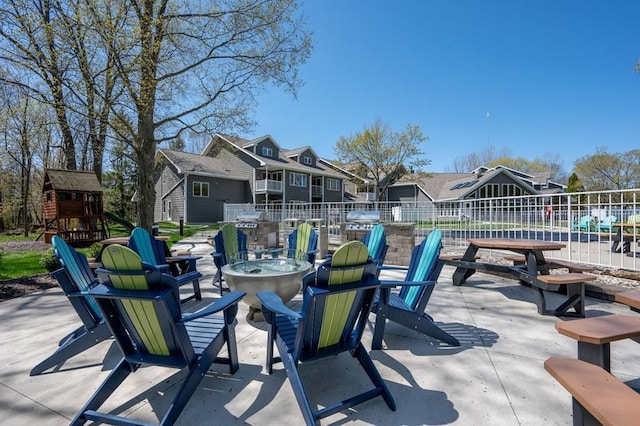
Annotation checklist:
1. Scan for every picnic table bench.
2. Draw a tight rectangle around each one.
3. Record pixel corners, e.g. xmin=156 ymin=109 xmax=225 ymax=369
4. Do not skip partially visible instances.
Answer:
xmin=445 ymin=238 xmax=595 ymax=317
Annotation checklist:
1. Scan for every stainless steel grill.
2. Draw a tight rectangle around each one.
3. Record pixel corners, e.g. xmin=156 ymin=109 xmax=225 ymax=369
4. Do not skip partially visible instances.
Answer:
xmin=344 ymin=211 xmax=380 ymax=231
xmin=235 ymin=211 xmax=267 ymax=229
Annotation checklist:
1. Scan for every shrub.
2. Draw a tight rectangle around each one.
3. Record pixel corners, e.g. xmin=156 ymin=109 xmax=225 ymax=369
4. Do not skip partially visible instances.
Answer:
xmin=39 ymin=248 xmax=61 ymax=272
xmin=86 ymin=243 xmax=102 ymax=259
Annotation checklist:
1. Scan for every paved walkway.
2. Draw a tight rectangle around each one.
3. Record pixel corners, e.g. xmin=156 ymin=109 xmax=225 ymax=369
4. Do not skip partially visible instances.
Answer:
xmin=3 ymin=233 xmax=640 ymax=425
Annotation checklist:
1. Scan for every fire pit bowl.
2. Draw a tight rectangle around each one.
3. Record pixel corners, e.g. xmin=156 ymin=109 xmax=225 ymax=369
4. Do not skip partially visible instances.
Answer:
xmin=222 ymin=258 xmax=312 ymax=309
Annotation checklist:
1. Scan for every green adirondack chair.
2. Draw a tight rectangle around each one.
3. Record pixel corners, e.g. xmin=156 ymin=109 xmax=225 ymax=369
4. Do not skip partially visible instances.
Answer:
xmin=128 ymin=227 xmax=202 ymax=302
xmin=257 ymin=241 xmax=395 ymax=425
xmin=30 ymin=236 xmax=112 ymax=376
xmin=287 ymin=222 xmax=319 ymax=264
xmin=211 ymin=223 xmax=248 ymax=295
xmin=371 ymin=229 xmax=460 ymax=349
xmin=71 ymin=245 xmax=245 ymax=425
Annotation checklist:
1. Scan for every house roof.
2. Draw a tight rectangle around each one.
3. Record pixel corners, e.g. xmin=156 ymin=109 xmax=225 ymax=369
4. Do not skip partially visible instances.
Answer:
xmin=158 ymin=148 xmax=249 ymax=180
xmin=43 ymin=169 xmax=103 ymax=192
xmin=202 ymin=134 xmax=345 ymax=179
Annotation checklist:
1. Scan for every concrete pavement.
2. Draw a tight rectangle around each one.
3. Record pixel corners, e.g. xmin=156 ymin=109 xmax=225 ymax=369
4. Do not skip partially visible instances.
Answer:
xmin=2 ymin=233 xmax=640 ymax=425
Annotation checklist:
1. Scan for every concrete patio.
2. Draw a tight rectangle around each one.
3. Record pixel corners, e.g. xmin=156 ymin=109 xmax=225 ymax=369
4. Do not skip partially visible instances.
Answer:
xmin=3 ymin=233 xmax=640 ymax=425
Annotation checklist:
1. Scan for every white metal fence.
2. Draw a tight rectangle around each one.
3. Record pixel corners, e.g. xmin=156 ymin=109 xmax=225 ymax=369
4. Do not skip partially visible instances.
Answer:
xmin=225 ymin=189 xmax=640 ymax=271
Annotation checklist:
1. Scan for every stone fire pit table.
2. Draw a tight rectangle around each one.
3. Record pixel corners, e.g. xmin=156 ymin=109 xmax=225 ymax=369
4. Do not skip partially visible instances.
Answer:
xmin=222 ymin=258 xmax=313 ymax=320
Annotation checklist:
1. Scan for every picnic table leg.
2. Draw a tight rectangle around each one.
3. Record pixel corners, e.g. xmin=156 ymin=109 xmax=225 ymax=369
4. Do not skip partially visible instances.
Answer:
xmin=452 ymin=244 xmax=479 ymax=286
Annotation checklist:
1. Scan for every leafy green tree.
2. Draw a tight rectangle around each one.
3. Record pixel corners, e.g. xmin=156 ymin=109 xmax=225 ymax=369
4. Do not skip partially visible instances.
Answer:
xmin=334 ymin=119 xmax=429 ymax=201
xmin=566 ymin=172 xmax=585 ymax=193
xmin=573 ymin=148 xmax=640 ymax=191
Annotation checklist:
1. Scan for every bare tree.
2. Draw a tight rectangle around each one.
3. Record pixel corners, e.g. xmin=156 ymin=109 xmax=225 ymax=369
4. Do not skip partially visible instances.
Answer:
xmin=87 ymin=0 xmax=312 ymax=229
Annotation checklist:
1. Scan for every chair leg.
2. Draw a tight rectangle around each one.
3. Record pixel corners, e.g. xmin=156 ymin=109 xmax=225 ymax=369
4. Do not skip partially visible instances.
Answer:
xmin=70 ymin=358 xmax=134 ymax=426
xmin=224 ymin=322 xmax=240 ymax=374
xmin=31 ymin=323 xmax=112 ymax=376
xmin=192 ymin=278 xmax=202 ymax=301
xmin=353 ymin=343 xmax=396 ymax=411
xmin=371 ymin=303 xmax=388 ymax=350
xmin=280 ymin=349 xmax=315 ymax=426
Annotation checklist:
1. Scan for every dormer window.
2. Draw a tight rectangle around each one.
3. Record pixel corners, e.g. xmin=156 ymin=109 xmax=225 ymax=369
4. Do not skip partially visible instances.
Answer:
xmin=262 ymin=147 xmax=273 ymax=157
xmin=303 ymin=156 xmax=313 ymax=165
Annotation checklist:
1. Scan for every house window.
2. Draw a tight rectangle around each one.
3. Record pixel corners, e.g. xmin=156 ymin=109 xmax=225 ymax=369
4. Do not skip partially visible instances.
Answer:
xmin=289 ymin=172 xmax=307 ymax=187
xmin=326 ymin=178 xmax=341 ymax=191
xmin=303 ymin=156 xmax=313 ymax=165
xmin=193 ymin=181 xmax=209 ymax=197
xmin=262 ymin=146 xmax=273 ymax=157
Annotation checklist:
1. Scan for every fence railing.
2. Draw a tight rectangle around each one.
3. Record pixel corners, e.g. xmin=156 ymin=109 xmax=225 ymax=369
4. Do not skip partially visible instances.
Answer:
xmin=225 ymin=188 xmax=640 ymax=271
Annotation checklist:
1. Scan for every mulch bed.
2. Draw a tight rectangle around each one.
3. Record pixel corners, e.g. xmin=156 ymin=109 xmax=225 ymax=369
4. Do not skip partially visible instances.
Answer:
xmin=0 ymin=274 xmax=58 ymax=302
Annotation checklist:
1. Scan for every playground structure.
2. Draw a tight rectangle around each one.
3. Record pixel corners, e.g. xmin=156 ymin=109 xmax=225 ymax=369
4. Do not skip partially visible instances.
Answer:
xmin=42 ymin=169 xmax=109 ymax=246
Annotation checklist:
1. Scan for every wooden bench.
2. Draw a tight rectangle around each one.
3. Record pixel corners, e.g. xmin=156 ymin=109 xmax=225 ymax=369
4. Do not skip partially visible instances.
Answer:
xmin=545 ymin=357 xmax=640 ymax=426
xmin=616 ymin=289 xmax=640 ymax=313
xmin=439 ymin=254 xmax=479 ymax=262
xmin=534 ymin=273 xmax=596 ymax=317
xmin=555 ymin=314 xmax=640 ymax=371
xmin=504 ymin=255 xmax=594 ymax=273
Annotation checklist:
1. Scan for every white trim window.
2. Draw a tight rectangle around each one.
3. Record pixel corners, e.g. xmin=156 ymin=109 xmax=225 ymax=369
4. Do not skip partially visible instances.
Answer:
xmin=289 ymin=172 xmax=307 ymax=187
xmin=303 ymin=156 xmax=313 ymax=165
xmin=262 ymin=146 xmax=273 ymax=157
xmin=326 ymin=178 xmax=341 ymax=191
xmin=193 ymin=181 xmax=210 ymax=197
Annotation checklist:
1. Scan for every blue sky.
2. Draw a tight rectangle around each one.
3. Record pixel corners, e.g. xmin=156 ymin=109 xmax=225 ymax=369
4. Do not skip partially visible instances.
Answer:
xmin=252 ymin=0 xmax=639 ymax=173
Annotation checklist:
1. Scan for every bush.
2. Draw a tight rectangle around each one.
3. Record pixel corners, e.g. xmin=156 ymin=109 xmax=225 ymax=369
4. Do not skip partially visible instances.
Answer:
xmin=39 ymin=248 xmax=61 ymax=272
xmin=86 ymin=243 xmax=102 ymax=259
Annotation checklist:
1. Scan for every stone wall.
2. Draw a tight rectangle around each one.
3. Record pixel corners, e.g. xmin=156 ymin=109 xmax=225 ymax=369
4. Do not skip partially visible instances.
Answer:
xmin=340 ymin=223 xmax=416 ymax=266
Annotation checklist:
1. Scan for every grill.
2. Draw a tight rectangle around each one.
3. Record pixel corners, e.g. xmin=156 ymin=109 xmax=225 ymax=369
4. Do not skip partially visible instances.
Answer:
xmin=235 ymin=211 xmax=268 ymax=229
xmin=344 ymin=211 xmax=380 ymax=231
xmin=234 ymin=211 xmax=278 ymax=249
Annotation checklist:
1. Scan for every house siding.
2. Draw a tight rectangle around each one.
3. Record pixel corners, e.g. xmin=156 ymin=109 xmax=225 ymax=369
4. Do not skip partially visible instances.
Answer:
xmin=208 ymin=147 xmax=260 ymax=197
xmin=186 ymin=175 xmax=250 ymax=223
xmin=154 ymin=164 xmax=184 ymax=222
xmin=387 ymin=186 xmax=430 ymax=203
xmin=285 ymin=170 xmax=311 ymax=202
xmin=256 ymin=139 xmax=279 ymax=159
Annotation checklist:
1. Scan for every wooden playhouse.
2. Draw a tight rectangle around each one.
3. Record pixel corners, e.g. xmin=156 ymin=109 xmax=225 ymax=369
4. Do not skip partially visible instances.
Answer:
xmin=42 ymin=169 xmax=107 ymax=246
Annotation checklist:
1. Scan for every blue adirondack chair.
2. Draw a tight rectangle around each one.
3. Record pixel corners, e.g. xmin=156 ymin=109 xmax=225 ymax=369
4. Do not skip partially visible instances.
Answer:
xmin=257 ymin=241 xmax=395 ymax=425
xmin=128 ymin=227 xmax=202 ymax=303
xmin=596 ymin=215 xmax=618 ymax=232
xmin=371 ymin=229 xmax=460 ymax=349
xmin=360 ymin=223 xmax=388 ymax=270
xmin=30 ymin=236 xmax=112 ymax=376
xmin=287 ymin=222 xmax=319 ymax=264
xmin=72 ymin=245 xmax=245 ymax=425
xmin=211 ymin=223 xmax=248 ymax=295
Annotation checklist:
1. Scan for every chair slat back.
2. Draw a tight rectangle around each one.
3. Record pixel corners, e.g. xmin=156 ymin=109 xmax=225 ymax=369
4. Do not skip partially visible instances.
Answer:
xmin=101 ymin=245 xmax=175 ymax=356
xmin=52 ymin=236 xmax=102 ymax=320
xmin=214 ymin=223 xmax=247 ymax=264
xmin=400 ymin=229 xmax=443 ymax=310
xmin=298 ymin=241 xmax=377 ymax=359
xmin=361 ymin=224 xmax=387 ymax=266
xmin=288 ymin=223 xmax=317 ymax=259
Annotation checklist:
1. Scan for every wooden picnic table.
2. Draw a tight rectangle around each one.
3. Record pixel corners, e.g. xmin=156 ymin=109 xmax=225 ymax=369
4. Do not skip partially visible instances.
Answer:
xmin=600 ymin=223 xmax=639 ymax=253
xmin=447 ymin=238 xmax=594 ymax=317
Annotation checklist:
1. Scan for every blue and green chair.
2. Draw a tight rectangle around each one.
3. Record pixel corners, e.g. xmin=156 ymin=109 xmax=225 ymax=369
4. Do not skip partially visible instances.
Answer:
xmin=257 ymin=241 xmax=395 ymax=425
xmin=360 ymin=223 xmax=388 ymax=271
xmin=286 ymin=222 xmax=318 ymax=264
xmin=30 ymin=236 xmax=112 ymax=376
xmin=596 ymin=215 xmax=618 ymax=232
xmin=128 ymin=227 xmax=202 ymax=302
xmin=211 ymin=223 xmax=248 ymax=295
xmin=572 ymin=215 xmax=594 ymax=232
xmin=371 ymin=229 xmax=460 ymax=349
xmin=71 ymin=245 xmax=245 ymax=425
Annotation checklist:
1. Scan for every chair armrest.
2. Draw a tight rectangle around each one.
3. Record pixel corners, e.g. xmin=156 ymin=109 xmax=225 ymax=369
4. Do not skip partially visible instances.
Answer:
xmin=257 ymin=291 xmax=302 ymax=320
xmin=379 ymin=279 xmax=435 ymax=288
xmin=211 ymin=252 xmax=224 ymax=268
xmin=87 ymin=283 xmax=166 ymax=301
xmin=182 ymin=291 xmax=246 ymax=321
xmin=378 ymin=265 xmax=408 ymax=272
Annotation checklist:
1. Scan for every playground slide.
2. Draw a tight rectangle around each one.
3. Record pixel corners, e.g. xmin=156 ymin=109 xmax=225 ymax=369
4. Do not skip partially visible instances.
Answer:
xmin=104 ymin=211 xmax=135 ymax=232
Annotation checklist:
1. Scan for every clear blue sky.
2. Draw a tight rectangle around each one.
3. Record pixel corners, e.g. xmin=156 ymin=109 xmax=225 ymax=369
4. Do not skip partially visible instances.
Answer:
xmin=252 ymin=0 xmax=640 ymax=173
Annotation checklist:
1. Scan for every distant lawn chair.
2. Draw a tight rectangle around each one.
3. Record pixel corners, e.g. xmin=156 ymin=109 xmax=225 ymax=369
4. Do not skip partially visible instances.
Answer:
xmin=287 ymin=222 xmax=318 ymax=264
xmin=30 ymin=236 xmax=112 ymax=376
xmin=361 ymin=223 xmax=388 ymax=271
xmin=72 ymin=245 xmax=245 ymax=425
xmin=257 ymin=241 xmax=395 ymax=425
xmin=211 ymin=223 xmax=248 ymax=295
xmin=371 ymin=229 xmax=460 ymax=349
xmin=572 ymin=215 xmax=594 ymax=232
xmin=128 ymin=227 xmax=202 ymax=303
xmin=596 ymin=215 xmax=618 ymax=232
